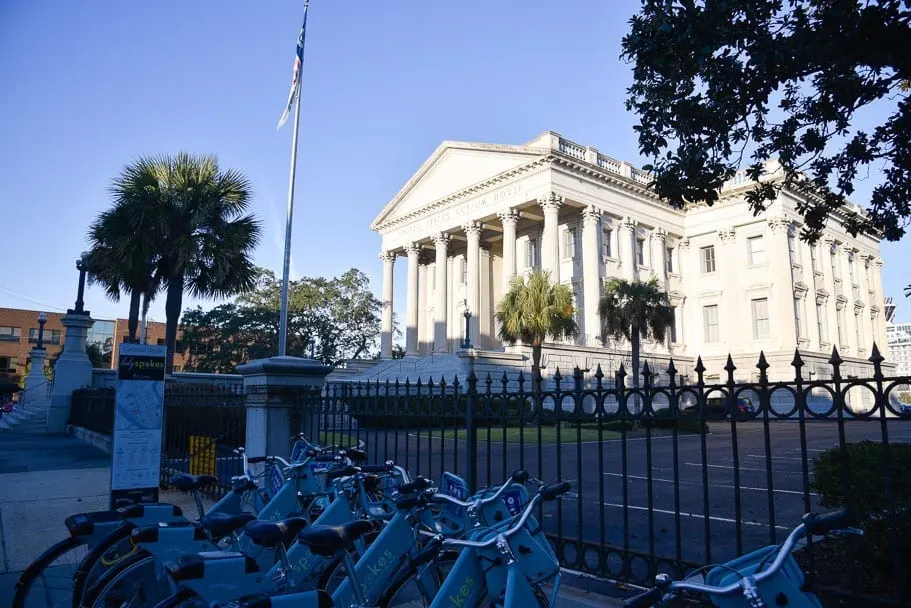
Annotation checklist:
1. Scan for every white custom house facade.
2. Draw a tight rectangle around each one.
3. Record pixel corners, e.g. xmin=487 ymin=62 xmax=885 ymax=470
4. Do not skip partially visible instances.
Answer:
xmin=371 ymin=131 xmax=891 ymax=382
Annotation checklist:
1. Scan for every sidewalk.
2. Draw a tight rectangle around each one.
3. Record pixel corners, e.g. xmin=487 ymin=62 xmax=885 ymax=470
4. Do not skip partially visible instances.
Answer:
xmin=0 ymin=429 xmax=620 ymax=606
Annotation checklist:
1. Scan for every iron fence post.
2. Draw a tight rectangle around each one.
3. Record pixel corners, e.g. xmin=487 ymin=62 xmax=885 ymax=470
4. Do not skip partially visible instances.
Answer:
xmin=466 ymin=366 xmax=478 ymax=493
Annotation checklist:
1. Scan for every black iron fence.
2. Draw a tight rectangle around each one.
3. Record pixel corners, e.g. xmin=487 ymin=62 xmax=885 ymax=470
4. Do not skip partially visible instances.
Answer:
xmin=71 ymin=348 xmax=911 ymax=605
xmin=310 ymin=348 xmax=910 ymax=606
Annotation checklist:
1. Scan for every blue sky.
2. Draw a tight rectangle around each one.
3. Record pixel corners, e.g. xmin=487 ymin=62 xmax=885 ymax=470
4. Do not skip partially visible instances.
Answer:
xmin=1 ymin=0 xmax=908 ymax=326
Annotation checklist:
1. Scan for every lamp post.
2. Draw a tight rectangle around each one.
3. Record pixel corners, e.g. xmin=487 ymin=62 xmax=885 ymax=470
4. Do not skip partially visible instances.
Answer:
xmin=462 ymin=308 xmax=472 ymax=349
xmin=36 ymin=312 xmax=47 ymax=350
xmin=73 ymin=251 xmax=90 ymax=315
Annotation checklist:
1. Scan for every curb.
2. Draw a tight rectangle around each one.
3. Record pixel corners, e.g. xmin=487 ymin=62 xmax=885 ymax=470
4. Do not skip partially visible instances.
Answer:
xmin=66 ymin=425 xmax=112 ymax=454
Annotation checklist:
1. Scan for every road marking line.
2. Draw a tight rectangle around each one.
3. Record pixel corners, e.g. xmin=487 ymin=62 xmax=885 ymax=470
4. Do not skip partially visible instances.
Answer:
xmin=573 ymin=500 xmax=792 ymax=530
xmin=745 ymin=455 xmax=806 ymax=461
xmin=684 ymin=462 xmax=802 ymax=473
xmin=600 ymin=472 xmax=815 ymax=496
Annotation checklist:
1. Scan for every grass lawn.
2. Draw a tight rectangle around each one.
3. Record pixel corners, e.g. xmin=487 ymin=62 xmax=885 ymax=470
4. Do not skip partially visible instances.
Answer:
xmin=443 ymin=426 xmax=621 ymax=444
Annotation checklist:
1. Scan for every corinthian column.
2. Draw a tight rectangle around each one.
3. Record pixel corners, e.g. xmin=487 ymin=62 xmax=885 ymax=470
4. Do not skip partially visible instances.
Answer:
xmin=432 ymin=232 xmax=450 ymax=350
xmin=380 ymin=251 xmax=396 ymax=358
xmin=497 ymin=209 xmax=519 ymax=288
xmin=581 ymin=206 xmax=602 ymax=345
xmin=405 ymin=243 xmax=421 ymax=356
xmin=538 ymin=193 xmax=563 ymax=283
xmin=464 ymin=221 xmax=482 ymax=348
xmin=651 ymin=227 xmax=668 ymax=287
xmin=619 ymin=216 xmax=637 ymax=281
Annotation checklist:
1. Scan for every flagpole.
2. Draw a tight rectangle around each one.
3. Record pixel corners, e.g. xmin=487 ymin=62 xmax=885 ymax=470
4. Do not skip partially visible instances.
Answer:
xmin=278 ymin=1 xmax=309 ymax=357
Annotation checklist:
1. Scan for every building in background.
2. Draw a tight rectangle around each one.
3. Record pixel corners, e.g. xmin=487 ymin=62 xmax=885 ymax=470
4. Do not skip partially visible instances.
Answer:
xmin=0 ymin=307 xmax=188 ymax=386
xmin=369 ymin=131 xmax=891 ymax=383
xmin=885 ymin=298 xmax=911 ymax=377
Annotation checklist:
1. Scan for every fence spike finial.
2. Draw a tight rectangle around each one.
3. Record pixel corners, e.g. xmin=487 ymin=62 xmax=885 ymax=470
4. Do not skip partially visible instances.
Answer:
xmin=553 ymin=367 xmax=562 ymax=385
xmin=869 ymin=342 xmax=884 ymax=365
xmin=666 ymin=358 xmax=677 ymax=378
xmin=694 ymin=356 xmax=706 ymax=383
xmin=756 ymin=350 xmax=769 ymax=371
xmin=595 ymin=363 xmax=604 ymax=379
xmin=791 ymin=348 xmax=804 ymax=369
xmin=828 ymin=345 xmax=843 ymax=367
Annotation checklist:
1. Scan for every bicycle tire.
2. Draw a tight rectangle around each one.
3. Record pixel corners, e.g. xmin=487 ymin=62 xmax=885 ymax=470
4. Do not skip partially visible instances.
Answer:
xmin=377 ymin=552 xmax=459 ymax=608
xmin=81 ymin=552 xmax=170 ymax=608
xmin=71 ymin=522 xmax=138 ymax=607
xmin=12 ymin=536 xmax=88 ymax=608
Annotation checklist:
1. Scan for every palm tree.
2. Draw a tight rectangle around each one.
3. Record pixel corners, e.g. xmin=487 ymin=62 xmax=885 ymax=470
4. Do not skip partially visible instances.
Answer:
xmin=496 ymin=269 xmax=578 ymax=392
xmin=598 ymin=277 xmax=674 ymax=398
xmin=86 ymin=202 xmax=163 ymax=342
xmin=89 ymin=154 xmax=261 ymax=373
xmin=149 ymin=153 xmax=261 ymax=373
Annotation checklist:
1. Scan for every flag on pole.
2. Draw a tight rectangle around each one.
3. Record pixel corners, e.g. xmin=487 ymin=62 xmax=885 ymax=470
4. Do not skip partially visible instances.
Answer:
xmin=277 ymin=7 xmax=309 ymax=130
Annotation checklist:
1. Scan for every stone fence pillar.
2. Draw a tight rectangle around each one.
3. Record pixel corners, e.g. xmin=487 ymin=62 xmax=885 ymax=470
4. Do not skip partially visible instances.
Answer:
xmin=47 ymin=312 xmax=95 ymax=432
xmin=237 ymin=356 xmax=332 ymax=460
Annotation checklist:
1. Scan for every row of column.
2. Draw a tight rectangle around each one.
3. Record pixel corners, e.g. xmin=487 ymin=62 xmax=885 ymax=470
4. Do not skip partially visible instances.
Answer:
xmin=379 ymin=196 xmax=669 ymax=357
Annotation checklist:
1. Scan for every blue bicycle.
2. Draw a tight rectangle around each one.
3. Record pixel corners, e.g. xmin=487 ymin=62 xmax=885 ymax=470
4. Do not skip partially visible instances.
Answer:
xmin=623 ymin=509 xmax=861 ymax=608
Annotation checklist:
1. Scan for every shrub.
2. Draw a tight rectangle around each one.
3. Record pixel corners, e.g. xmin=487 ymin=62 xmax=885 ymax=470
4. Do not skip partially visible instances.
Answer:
xmin=810 ymin=441 xmax=911 ymax=595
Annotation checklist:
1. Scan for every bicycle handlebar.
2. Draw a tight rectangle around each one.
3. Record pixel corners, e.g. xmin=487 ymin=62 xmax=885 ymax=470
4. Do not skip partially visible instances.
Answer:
xmin=638 ymin=509 xmax=856 ymax=600
xmin=442 ymin=482 xmax=570 ymax=550
xmin=431 ymin=469 xmax=530 ymax=510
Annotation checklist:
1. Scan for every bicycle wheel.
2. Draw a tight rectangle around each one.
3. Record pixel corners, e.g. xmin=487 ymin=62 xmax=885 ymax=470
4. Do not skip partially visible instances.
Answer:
xmin=82 ymin=553 xmax=175 ymax=608
xmin=378 ymin=553 xmax=459 ymax=608
xmin=13 ymin=537 xmax=90 ymax=608
xmin=71 ymin=523 xmax=138 ymax=606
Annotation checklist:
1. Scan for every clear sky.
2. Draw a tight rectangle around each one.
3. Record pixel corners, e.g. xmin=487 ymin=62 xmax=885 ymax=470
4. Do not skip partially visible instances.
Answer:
xmin=1 ymin=0 xmax=908 ymax=328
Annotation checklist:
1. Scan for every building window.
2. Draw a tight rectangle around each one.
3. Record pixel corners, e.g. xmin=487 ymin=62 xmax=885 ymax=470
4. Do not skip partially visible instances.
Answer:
xmin=669 ymin=307 xmax=678 ymax=343
xmin=563 ymin=228 xmax=577 ymax=259
xmin=788 ymin=233 xmax=800 ymax=265
xmin=837 ymin=308 xmax=846 ymax=345
xmin=831 ymin=247 xmax=841 ymax=279
xmin=855 ymin=311 xmax=863 ymax=349
xmin=817 ymin=302 xmax=828 ymax=343
xmin=794 ymin=297 xmax=806 ymax=340
xmin=460 ymin=257 xmax=467 ymax=284
xmin=751 ymin=298 xmax=770 ymax=339
xmin=0 ymin=356 xmax=14 ymax=373
xmin=525 ymin=239 xmax=536 ymax=269
xmin=636 ymin=239 xmax=645 ymax=266
xmin=810 ymin=245 xmax=819 ymax=273
xmin=700 ymin=246 xmax=716 ymax=273
xmin=666 ymin=247 xmax=674 ymax=273
xmin=28 ymin=328 xmax=61 ymax=345
xmin=602 ymin=229 xmax=613 ymax=258
xmin=0 ymin=326 xmax=21 ymax=342
xmin=747 ymin=236 xmax=766 ymax=266
xmin=157 ymin=338 xmax=166 ymax=346
xmin=703 ymin=305 xmax=719 ymax=343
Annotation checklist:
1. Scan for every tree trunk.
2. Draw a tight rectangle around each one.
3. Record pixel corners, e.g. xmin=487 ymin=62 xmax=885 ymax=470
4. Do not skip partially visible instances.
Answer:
xmin=531 ymin=342 xmax=542 ymax=394
xmin=127 ymin=291 xmax=141 ymax=342
xmin=631 ymin=324 xmax=641 ymax=417
xmin=164 ymin=276 xmax=184 ymax=375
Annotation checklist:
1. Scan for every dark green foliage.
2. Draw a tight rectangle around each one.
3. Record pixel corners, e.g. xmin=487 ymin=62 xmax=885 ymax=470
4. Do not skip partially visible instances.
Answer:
xmin=622 ymin=0 xmax=911 ymax=241
xmin=810 ymin=441 xmax=911 ymax=594
xmin=179 ymin=268 xmax=382 ymax=371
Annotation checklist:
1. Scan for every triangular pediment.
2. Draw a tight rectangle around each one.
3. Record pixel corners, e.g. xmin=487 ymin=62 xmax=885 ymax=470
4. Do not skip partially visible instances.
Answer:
xmin=372 ymin=141 xmax=546 ymax=230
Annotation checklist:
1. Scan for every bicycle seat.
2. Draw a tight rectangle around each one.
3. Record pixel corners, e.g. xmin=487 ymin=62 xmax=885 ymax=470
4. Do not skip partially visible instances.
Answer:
xmin=170 ymin=473 xmax=220 ymax=492
xmin=244 ymin=517 xmax=309 ymax=548
xmin=165 ymin=551 xmax=259 ymax=582
xmin=202 ymin=512 xmax=257 ymax=538
xmin=296 ymin=520 xmax=378 ymax=557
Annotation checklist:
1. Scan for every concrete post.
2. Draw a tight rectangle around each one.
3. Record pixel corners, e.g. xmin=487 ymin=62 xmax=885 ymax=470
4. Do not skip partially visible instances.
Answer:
xmin=432 ymin=232 xmax=450 ymax=351
xmin=405 ymin=243 xmax=421 ymax=356
xmin=238 ymin=356 xmax=332 ymax=461
xmin=581 ymin=206 xmax=602 ymax=346
xmin=23 ymin=347 xmax=48 ymax=407
xmin=47 ymin=312 xmax=95 ymax=432
xmin=379 ymin=251 xmax=396 ymax=358
xmin=538 ymin=194 xmax=563 ymax=283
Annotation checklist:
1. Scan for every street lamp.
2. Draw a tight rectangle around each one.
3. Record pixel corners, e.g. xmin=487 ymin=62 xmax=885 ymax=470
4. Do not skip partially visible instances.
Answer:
xmin=73 ymin=251 xmax=90 ymax=315
xmin=462 ymin=307 xmax=472 ymax=349
xmin=36 ymin=312 xmax=47 ymax=350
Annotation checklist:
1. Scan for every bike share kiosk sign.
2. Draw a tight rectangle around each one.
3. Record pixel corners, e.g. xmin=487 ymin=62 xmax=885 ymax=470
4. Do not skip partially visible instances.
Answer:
xmin=110 ymin=343 xmax=166 ymax=509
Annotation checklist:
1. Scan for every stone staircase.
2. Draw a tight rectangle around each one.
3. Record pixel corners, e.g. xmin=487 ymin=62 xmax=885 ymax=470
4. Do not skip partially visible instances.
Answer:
xmin=0 ymin=401 xmax=49 ymax=432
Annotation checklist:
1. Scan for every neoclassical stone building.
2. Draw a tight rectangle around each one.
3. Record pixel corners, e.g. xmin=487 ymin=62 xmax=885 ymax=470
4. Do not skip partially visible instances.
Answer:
xmin=369 ymin=131 xmax=890 ymax=382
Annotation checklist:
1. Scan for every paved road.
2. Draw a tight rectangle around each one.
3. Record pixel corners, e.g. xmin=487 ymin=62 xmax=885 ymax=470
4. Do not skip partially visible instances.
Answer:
xmin=338 ymin=418 xmax=911 ymax=580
